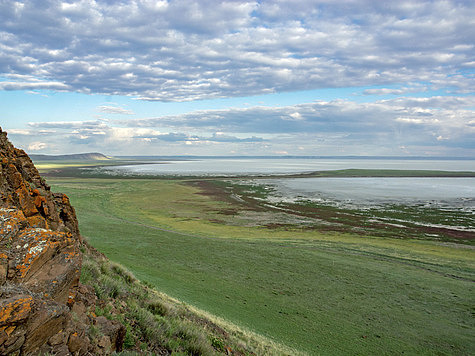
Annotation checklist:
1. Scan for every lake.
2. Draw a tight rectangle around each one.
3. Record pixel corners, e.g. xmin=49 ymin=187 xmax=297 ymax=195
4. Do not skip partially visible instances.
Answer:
xmin=97 ymin=158 xmax=475 ymax=209
xmin=257 ymin=177 xmax=475 ymax=210
xmin=102 ymin=158 xmax=475 ymax=175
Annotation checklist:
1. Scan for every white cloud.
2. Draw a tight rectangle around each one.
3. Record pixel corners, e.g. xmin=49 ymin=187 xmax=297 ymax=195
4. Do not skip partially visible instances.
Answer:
xmin=98 ymin=105 xmax=135 ymax=115
xmin=2 ymin=1 xmax=473 ymax=156
xmin=0 ymin=81 xmax=69 ymax=91
xmin=28 ymin=120 xmax=108 ymax=129
xmin=28 ymin=142 xmax=48 ymax=151
xmin=363 ymin=88 xmax=413 ymax=95
xmin=6 ymin=94 xmax=471 ymax=156
xmin=0 ymin=0 xmax=473 ymax=100
xmin=8 ymin=128 xmax=56 ymax=135
xmin=120 ymin=96 xmax=474 ymax=141
xmin=7 ymin=129 xmax=32 ymax=135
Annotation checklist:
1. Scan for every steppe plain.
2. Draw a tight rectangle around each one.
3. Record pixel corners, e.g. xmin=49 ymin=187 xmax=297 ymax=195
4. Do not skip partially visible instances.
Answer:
xmin=38 ymin=159 xmax=474 ymax=355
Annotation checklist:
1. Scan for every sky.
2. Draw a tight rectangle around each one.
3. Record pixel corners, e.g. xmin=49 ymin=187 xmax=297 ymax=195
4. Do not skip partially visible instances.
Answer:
xmin=1 ymin=0 xmax=474 ymax=157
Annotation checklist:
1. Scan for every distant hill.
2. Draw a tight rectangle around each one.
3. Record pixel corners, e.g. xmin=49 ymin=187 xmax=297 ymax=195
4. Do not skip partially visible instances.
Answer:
xmin=30 ymin=152 xmax=113 ymax=161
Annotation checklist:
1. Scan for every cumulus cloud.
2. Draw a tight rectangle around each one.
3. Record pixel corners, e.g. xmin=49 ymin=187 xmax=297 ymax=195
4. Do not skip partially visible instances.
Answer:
xmin=207 ymin=133 xmax=264 ymax=143
xmin=28 ymin=120 xmax=109 ymax=129
xmin=0 ymin=81 xmax=69 ymax=91
xmin=28 ymin=142 xmax=48 ymax=151
xmin=362 ymin=86 xmax=428 ymax=95
xmin=132 ymin=131 xmax=264 ymax=143
xmin=120 ymin=96 xmax=474 ymax=143
xmin=98 ymin=105 xmax=135 ymax=115
xmin=13 ymin=118 xmax=266 ymax=154
xmin=7 ymin=94 xmax=472 ymax=156
xmin=0 ymin=0 xmax=473 ymax=100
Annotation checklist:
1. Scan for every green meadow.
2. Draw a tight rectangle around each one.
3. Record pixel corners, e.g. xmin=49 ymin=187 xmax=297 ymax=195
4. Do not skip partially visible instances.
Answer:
xmin=48 ymin=177 xmax=474 ymax=355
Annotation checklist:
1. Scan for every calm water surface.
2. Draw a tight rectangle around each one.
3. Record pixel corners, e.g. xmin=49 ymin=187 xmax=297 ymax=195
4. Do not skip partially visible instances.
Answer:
xmin=103 ymin=158 xmax=475 ymax=175
xmin=98 ymin=158 xmax=474 ymax=208
xmin=260 ymin=177 xmax=475 ymax=208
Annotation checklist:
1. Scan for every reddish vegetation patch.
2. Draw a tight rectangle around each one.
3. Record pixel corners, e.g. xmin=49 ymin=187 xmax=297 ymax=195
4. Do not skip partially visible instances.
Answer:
xmin=189 ymin=180 xmax=268 ymax=212
xmin=416 ymin=226 xmax=474 ymax=240
xmin=187 ymin=180 xmax=473 ymax=243
xmin=190 ymin=180 xmax=239 ymax=204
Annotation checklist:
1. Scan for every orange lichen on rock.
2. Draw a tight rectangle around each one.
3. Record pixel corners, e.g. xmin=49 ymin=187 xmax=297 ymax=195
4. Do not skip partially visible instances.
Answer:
xmin=27 ymin=215 xmax=48 ymax=229
xmin=0 ymin=296 xmax=34 ymax=325
xmin=7 ymin=164 xmax=23 ymax=189
xmin=14 ymin=228 xmax=67 ymax=279
xmin=64 ymin=250 xmax=79 ymax=262
xmin=3 ymin=325 xmax=16 ymax=336
xmin=0 ymin=208 xmax=26 ymax=241
xmin=67 ymin=290 xmax=76 ymax=307
xmin=61 ymin=194 xmax=70 ymax=205
xmin=34 ymin=195 xmax=46 ymax=208
xmin=15 ymin=184 xmax=38 ymax=217
xmin=0 ymin=127 xmax=120 ymax=355
xmin=31 ymin=189 xmax=49 ymax=215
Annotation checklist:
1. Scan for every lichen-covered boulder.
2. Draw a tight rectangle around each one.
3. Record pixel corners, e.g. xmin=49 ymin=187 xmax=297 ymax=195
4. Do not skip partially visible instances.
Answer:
xmin=0 ymin=127 xmax=80 ymax=235
xmin=1 ymin=127 xmax=125 ymax=355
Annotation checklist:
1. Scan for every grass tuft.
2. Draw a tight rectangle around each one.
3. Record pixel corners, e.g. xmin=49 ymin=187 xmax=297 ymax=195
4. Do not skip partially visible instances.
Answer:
xmin=110 ymin=261 xmax=137 ymax=284
xmin=146 ymin=297 xmax=171 ymax=316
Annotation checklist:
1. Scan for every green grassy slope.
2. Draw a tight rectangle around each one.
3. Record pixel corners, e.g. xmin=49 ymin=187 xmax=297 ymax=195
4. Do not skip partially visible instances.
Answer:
xmin=81 ymin=245 xmax=293 ymax=355
xmin=49 ymin=178 xmax=475 ymax=355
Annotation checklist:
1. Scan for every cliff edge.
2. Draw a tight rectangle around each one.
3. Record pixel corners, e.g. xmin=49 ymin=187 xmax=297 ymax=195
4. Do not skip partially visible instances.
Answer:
xmin=0 ymin=127 xmax=124 ymax=355
xmin=0 ymin=127 xmax=294 ymax=356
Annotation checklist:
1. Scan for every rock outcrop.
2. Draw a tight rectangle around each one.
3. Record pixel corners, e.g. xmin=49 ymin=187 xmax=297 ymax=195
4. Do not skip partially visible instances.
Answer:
xmin=0 ymin=127 xmax=124 ymax=355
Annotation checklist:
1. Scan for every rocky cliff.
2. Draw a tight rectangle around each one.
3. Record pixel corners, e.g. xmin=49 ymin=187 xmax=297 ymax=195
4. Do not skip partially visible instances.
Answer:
xmin=0 ymin=127 xmax=124 ymax=355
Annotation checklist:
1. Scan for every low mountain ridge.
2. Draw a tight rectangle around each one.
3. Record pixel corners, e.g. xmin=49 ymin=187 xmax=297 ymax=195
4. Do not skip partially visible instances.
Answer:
xmin=30 ymin=152 xmax=112 ymax=161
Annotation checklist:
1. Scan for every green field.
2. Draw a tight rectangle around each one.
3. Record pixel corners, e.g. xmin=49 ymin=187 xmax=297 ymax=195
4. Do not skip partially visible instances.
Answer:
xmin=48 ymin=177 xmax=475 ymax=355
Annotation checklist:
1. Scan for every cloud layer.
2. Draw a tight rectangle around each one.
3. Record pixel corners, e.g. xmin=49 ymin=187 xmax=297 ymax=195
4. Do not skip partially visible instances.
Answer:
xmin=1 ymin=0 xmax=474 ymax=101
xmin=8 ymin=95 xmax=473 ymax=156
xmin=2 ymin=1 xmax=473 ymax=156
